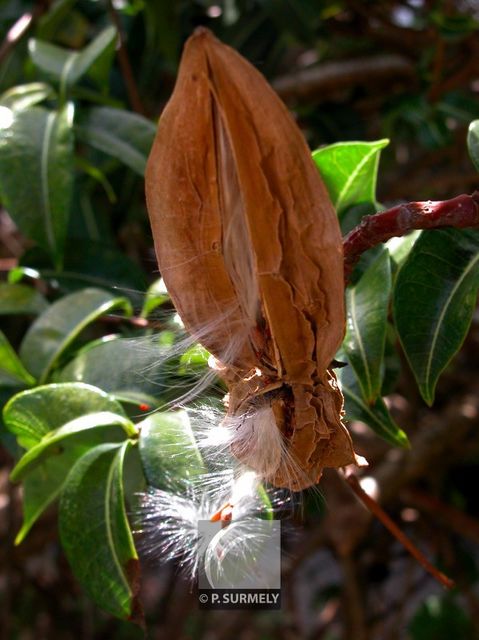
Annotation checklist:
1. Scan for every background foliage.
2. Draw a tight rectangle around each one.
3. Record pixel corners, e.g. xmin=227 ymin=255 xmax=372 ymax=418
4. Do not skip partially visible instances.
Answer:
xmin=1 ymin=1 xmax=479 ymax=639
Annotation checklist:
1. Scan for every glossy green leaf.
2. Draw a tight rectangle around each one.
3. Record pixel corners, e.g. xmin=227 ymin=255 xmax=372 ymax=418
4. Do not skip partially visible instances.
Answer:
xmin=59 ymin=442 xmax=141 ymax=621
xmin=0 ymin=283 xmax=48 ymax=315
xmin=312 ymin=139 xmax=389 ymax=215
xmin=387 ymin=230 xmax=422 ymax=270
xmin=19 ymin=288 xmax=132 ymax=382
xmin=0 ymin=82 xmax=55 ymax=110
xmin=140 ymin=278 xmax=169 ymax=318
xmin=138 ymin=410 xmax=206 ymax=490
xmin=3 ymin=382 xmax=126 ymax=449
xmin=11 ymin=411 xmax=136 ymax=482
xmin=15 ymin=427 xmax=123 ymax=545
xmin=393 ymin=229 xmax=479 ymax=405
xmin=7 ymin=267 xmax=42 ymax=285
xmin=18 ymin=241 xmax=147 ymax=301
xmin=337 ymin=362 xmax=409 ymax=448
xmin=179 ymin=343 xmax=210 ymax=368
xmin=0 ymin=330 xmax=36 ymax=386
xmin=344 ymin=249 xmax=391 ymax=403
xmin=467 ymin=119 xmax=479 ymax=172
xmin=0 ymin=105 xmax=74 ymax=265
xmin=29 ymin=26 xmax=116 ymax=94
xmin=76 ymin=106 xmax=156 ymax=176
xmin=58 ymin=336 xmax=163 ymax=407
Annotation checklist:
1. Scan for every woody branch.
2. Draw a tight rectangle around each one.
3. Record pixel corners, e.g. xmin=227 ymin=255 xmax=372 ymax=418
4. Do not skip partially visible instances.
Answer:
xmin=343 ymin=191 xmax=479 ymax=280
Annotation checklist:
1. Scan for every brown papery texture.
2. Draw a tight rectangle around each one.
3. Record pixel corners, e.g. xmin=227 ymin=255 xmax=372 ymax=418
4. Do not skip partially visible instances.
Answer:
xmin=145 ymin=28 xmax=357 ymax=489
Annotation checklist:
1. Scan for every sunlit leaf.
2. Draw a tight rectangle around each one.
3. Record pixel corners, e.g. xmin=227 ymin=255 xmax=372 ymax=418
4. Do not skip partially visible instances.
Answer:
xmin=29 ymin=26 xmax=117 ymax=95
xmin=337 ymin=361 xmax=409 ymax=448
xmin=0 ymin=82 xmax=55 ymax=110
xmin=58 ymin=336 xmax=163 ymax=407
xmin=393 ymin=229 xmax=479 ymax=405
xmin=3 ymin=382 xmax=125 ymax=449
xmin=19 ymin=288 xmax=132 ymax=382
xmin=312 ymin=139 xmax=389 ymax=215
xmin=76 ymin=106 xmax=156 ymax=176
xmin=343 ymin=249 xmax=391 ymax=402
xmin=11 ymin=411 xmax=136 ymax=481
xmin=140 ymin=278 xmax=168 ymax=318
xmin=14 ymin=426 xmax=124 ymax=545
xmin=0 ymin=329 xmax=36 ymax=387
xmin=0 ymin=105 xmax=74 ymax=266
xmin=59 ymin=442 xmax=141 ymax=621
xmin=467 ymin=119 xmax=479 ymax=172
xmin=138 ymin=410 xmax=206 ymax=490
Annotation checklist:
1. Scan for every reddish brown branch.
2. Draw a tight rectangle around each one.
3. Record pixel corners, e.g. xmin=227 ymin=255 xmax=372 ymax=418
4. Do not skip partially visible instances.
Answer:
xmin=106 ymin=0 xmax=146 ymax=115
xmin=0 ymin=5 xmax=45 ymax=65
xmin=343 ymin=191 xmax=479 ymax=280
xmin=344 ymin=474 xmax=455 ymax=590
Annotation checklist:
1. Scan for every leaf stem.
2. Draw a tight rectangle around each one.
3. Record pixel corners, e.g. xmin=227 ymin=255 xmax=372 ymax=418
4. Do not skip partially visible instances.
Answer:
xmin=343 ymin=191 xmax=479 ymax=281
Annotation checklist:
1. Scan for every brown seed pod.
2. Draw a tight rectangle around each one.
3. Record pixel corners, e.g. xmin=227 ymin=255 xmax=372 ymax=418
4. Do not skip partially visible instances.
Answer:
xmin=145 ymin=28 xmax=357 ymax=489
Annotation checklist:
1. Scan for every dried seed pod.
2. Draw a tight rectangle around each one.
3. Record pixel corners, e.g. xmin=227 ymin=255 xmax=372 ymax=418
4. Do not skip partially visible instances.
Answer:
xmin=145 ymin=28 xmax=357 ymax=489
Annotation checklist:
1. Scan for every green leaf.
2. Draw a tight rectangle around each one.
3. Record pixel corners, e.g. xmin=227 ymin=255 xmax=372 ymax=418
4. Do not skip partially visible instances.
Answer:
xmin=11 ymin=411 xmax=136 ymax=482
xmin=3 ymin=382 xmax=126 ymax=449
xmin=29 ymin=26 xmax=117 ymax=95
xmin=0 ymin=105 xmax=74 ymax=265
xmin=19 ymin=288 xmax=133 ymax=382
xmin=337 ymin=362 xmax=409 ymax=448
xmin=344 ymin=249 xmax=391 ymax=403
xmin=76 ymin=106 xmax=156 ymax=176
xmin=18 ymin=241 xmax=147 ymax=301
xmin=0 ymin=82 xmax=55 ymax=110
xmin=467 ymin=119 xmax=479 ymax=172
xmin=0 ymin=330 xmax=36 ymax=387
xmin=58 ymin=336 xmax=163 ymax=407
xmin=0 ymin=283 xmax=48 ymax=315
xmin=138 ymin=410 xmax=206 ymax=489
xmin=393 ymin=229 xmax=479 ymax=405
xmin=312 ymin=139 xmax=389 ymax=215
xmin=15 ymin=427 xmax=123 ymax=545
xmin=59 ymin=442 xmax=141 ymax=621
xmin=17 ymin=446 xmax=85 ymax=544
xmin=140 ymin=278 xmax=168 ymax=318
xmin=179 ymin=343 xmax=210 ymax=368
xmin=386 ymin=230 xmax=422 ymax=271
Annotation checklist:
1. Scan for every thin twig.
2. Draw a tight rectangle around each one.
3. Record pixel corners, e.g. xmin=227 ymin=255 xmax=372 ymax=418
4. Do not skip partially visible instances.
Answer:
xmin=343 ymin=191 xmax=479 ymax=281
xmin=106 ymin=0 xmax=146 ymax=115
xmin=101 ymin=313 xmax=150 ymax=328
xmin=0 ymin=1 xmax=50 ymax=65
xmin=0 ymin=11 xmax=35 ymax=65
xmin=344 ymin=474 xmax=455 ymax=590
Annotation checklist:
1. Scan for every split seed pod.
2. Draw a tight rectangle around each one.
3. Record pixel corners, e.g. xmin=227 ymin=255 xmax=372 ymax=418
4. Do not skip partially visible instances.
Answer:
xmin=145 ymin=28 xmax=357 ymax=489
